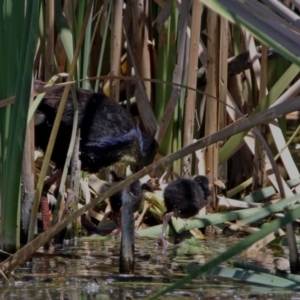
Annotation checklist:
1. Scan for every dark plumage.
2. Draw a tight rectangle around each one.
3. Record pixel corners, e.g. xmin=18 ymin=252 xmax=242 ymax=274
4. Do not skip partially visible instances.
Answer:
xmin=164 ymin=175 xmax=210 ymax=218
xmin=141 ymin=176 xmax=162 ymax=193
xmin=35 ymin=87 xmax=158 ymax=240
xmin=80 ymin=214 xmax=100 ymax=235
xmin=160 ymin=175 xmax=210 ymax=249
xmin=109 ymin=171 xmax=142 ymax=215
xmin=35 ymin=87 xmax=158 ymax=172
xmin=140 ymin=182 xmax=156 ymax=193
xmin=35 ymin=87 xmax=92 ymax=170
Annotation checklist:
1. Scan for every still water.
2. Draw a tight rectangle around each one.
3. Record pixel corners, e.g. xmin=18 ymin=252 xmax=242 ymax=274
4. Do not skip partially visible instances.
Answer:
xmin=1 ymin=235 xmax=300 ymax=299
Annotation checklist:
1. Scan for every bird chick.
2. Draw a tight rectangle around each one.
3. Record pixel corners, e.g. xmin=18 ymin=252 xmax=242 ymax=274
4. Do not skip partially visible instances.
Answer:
xmin=109 ymin=171 xmax=142 ymax=229
xmin=140 ymin=182 xmax=161 ymax=193
xmin=160 ymin=175 xmax=210 ymax=249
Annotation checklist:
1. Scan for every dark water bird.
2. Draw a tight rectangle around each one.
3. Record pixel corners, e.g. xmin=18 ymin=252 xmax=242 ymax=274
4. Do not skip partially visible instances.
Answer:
xmin=109 ymin=170 xmax=143 ymax=227
xmin=35 ymin=87 xmax=158 ymax=174
xmin=160 ymin=175 xmax=210 ymax=249
xmin=34 ymin=86 xmax=158 ymax=241
xmin=141 ymin=175 xmax=162 ymax=193
xmin=140 ymin=182 xmax=162 ymax=197
xmin=140 ymin=182 xmax=156 ymax=193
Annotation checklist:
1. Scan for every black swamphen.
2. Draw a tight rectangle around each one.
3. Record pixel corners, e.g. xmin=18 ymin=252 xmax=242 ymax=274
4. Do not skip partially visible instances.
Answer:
xmin=34 ymin=86 xmax=158 ymax=239
xmin=35 ymin=87 xmax=158 ymax=173
xmin=159 ymin=175 xmax=210 ymax=249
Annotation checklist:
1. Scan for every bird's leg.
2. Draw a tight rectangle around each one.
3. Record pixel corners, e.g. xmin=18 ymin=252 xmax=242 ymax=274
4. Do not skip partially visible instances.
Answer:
xmin=110 ymin=209 xmax=122 ymax=235
xmin=169 ymin=218 xmax=182 ymax=245
xmin=158 ymin=212 xmax=173 ymax=251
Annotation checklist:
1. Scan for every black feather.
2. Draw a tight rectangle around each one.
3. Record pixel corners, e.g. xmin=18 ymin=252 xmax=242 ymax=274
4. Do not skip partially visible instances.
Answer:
xmin=163 ymin=175 xmax=209 ymax=218
xmin=35 ymin=88 xmax=158 ymax=172
xmin=159 ymin=175 xmax=210 ymax=249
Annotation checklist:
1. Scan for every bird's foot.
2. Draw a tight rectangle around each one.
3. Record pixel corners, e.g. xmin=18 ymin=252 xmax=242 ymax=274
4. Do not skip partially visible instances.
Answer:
xmin=157 ymin=235 xmax=172 ymax=253
xmin=109 ymin=226 xmax=122 ymax=236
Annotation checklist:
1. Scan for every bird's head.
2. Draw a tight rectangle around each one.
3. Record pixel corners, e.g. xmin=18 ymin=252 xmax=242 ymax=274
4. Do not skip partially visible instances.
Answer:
xmin=193 ymin=175 xmax=210 ymax=199
xmin=138 ymin=132 xmax=159 ymax=166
